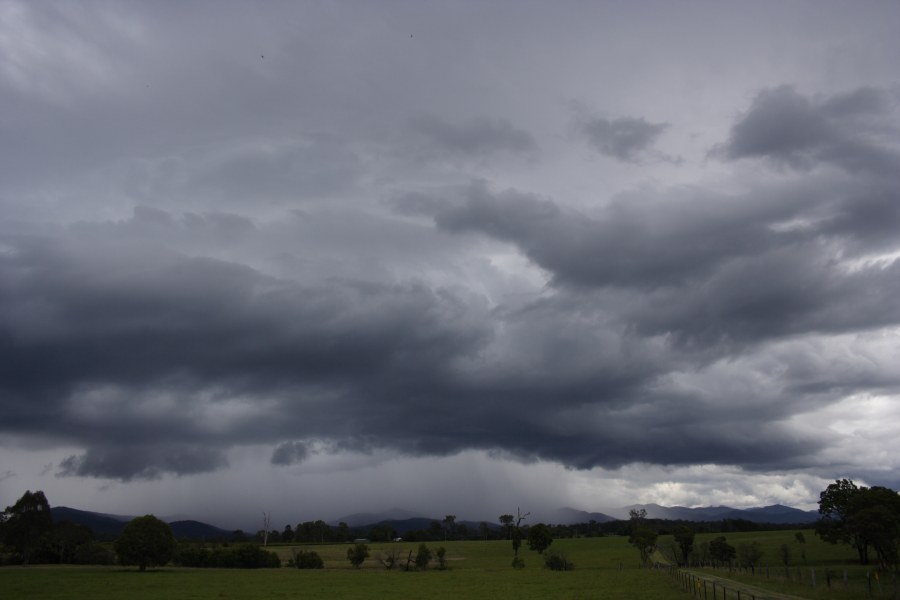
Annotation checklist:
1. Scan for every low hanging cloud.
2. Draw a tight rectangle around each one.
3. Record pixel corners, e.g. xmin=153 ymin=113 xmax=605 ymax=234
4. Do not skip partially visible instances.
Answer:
xmin=575 ymin=115 xmax=674 ymax=163
xmin=715 ymin=85 xmax=900 ymax=175
xmin=407 ymin=114 xmax=537 ymax=161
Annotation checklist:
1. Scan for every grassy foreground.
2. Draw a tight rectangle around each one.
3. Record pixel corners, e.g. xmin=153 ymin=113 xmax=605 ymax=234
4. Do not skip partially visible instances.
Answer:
xmin=3 ymin=530 xmax=887 ymax=600
xmin=2 ymin=537 xmax=684 ymax=600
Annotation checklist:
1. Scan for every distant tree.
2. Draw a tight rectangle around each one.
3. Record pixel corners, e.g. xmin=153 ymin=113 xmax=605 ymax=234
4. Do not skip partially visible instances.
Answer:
xmin=527 ymin=523 xmax=553 ymax=554
xmin=346 ymin=543 xmax=369 ymax=568
xmin=737 ymin=541 xmax=764 ymax=571
xmin=282 ymin=524 xmax=294 ymax=543
xmin=508 ymin=507 xmax=530 ymax=567
xmin=709 ymin=536 xmax=736 ymax=566
xmin=415 ymin=543 xmax=433 ymax=570
xmin=442 ymin=515 xmax=456 ymax=540
xmin=779 ymin=543 xmax=791 ymax=566
xmin=428 ymin=520 xmax=443 ymax=540
xmin=628 ymin=508 xmax=647 ymax=523
xmin=479 ymin=521 xmax=491 ymax=540
xmin=628 ymin=527 xmax=658 ymax=565
xmin=499 ymin=514 xmax=514 ymax=539
xmin=816 ymin=479 xmax=867 ymax=563
xmin=672 ymin=525 xmax=695 ymax=565
xmin=261 ymin=512 xmax=271 ymax=547
xmin=435 ymin=546 xmax=447 ymax=570
xmin=1 ymin=490 xmax=53 ymax=565
xmin=336 ymin=522 xmax=350 ymax=542
xmin=114 ymin=515 xmax=176 ymax=571
xmin=456 ymin=522 xmax=469 ymax=540
xmin=45 ymin=520 xmax=93 ymax=564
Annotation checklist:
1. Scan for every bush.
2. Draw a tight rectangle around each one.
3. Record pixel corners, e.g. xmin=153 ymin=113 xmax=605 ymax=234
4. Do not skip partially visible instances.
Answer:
xmin=292 ymin=549 xmax=324 ymax=569
xmin=346 ymin=543 xmax=369 ymax=568
xmin=511 ymin=556 xmax=525 ymax=569
xmin=544 ymin=551 xmax=574 ymax=571
xmin=173 ymin=544 xmax=280 ymax=568
xmin=435 ymin=546 xmax=447 ymax=570
xmin=414 ymin=543 xmax=432 ymax=570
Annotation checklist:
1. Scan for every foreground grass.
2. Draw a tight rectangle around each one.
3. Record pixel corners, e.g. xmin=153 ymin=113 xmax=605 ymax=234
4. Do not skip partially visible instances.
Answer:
xmin=2 ymin=538 xmax=687 ymax=600
xmin=5 ymin=530 xmax=890 ymax=599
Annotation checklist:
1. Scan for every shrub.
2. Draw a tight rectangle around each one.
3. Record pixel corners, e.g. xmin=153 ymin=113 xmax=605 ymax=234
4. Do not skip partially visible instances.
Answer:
xmin=414 ymin=543 xmax=432 ymax=570
xmin=544 ymin=551 xmax=574 ymax=571
xmin=292 ymin=549 xmax=324 ymax=569
xmin=435 ymin=546 xmax=447 ymax=570
xmin=346 ymin=543 xmax=369 ymax=568
xmin=511 ymin=556 xmax=525 ymax=569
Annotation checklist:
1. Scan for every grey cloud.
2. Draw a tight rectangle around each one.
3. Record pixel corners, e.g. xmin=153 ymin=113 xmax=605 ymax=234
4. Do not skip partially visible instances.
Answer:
xmin=408 ymin=114 xmax=537 ymax=159
xmin=576 ymin=116 xmax=671 ymax=163
xmin=717 ymin=85 xmax=900 ymax=175
xmin=271 ymin=441 xmax=312 ymax=466
xmin=58 ymin=444 xmax=228 ymax=481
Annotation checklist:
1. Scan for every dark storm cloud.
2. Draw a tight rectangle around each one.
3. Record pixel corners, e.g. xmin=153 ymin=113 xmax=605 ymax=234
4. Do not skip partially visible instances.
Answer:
xmin=716 ymin=85 xmax=900 ymax=175
xmin=58 ymin=444 xmax=228 ymax=481
xmin=271 ymin=441 xmax=312 ymax=466
xmin=576 ymin=115 xmax=672 ymax=163
xmin=0 ymin=213 xmax=838 ymax=478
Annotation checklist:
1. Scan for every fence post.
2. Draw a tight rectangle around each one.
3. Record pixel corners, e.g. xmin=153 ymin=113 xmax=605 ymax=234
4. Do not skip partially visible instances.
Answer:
xmin=811 ymin=568 xmax=816 ymax=588
xmin=843 ymin=569 xmax=848 ymax=590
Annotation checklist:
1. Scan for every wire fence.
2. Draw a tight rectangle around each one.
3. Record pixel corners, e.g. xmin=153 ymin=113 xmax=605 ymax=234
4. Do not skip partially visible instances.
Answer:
xmin=653 ymin=561 xmax=899 ymax=600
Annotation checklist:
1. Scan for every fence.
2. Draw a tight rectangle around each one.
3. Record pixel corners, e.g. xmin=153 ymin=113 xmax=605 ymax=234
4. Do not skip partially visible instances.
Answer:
xmin=654 ymin=561 xmax=899 ymax=600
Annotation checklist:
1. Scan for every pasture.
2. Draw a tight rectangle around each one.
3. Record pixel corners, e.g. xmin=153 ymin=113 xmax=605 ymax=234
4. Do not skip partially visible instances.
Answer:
xmin=1 ymin=530 xmax=893 ymax=600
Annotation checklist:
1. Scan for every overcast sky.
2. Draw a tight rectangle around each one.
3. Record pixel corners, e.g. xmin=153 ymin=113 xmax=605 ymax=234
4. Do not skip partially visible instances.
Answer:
xmin=2 ymin=1 xmax=900 ymax=530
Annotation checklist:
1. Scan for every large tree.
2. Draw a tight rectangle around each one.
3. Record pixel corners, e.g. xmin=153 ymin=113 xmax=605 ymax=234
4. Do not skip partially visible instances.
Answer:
xmin=672 ymin=525 xmax=695 ymax=565
xmin=527 ymin=523 xmax=553 ymax=554
xmin=114 ymin=515 xmax=176 ymax=571
xmin=628 ymin=527 xmax=658 ymax=565
xmin=816 ymin=479 xmax=900 ymax=567
xmin=1 ymin=490 xmax=53 ymax=565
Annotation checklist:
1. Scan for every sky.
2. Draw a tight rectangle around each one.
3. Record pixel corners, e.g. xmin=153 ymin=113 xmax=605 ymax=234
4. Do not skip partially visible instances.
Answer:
xmin=2 ymin=1 xmax=900 ymax=531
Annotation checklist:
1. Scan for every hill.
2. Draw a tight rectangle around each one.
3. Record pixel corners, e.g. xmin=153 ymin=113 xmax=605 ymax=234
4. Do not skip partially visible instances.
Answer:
xmin=50 ymin=506 xmax=235 ymax=540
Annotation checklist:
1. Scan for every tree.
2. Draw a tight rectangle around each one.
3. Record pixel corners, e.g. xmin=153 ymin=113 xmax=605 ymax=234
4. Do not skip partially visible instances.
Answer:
xmin=346 ymin=543 xmax=369 ymax=568
xmin=779 ymin=543 xmax=791 ymax=566
xmin=816 ymin=478 xmax=868 ymax=564
xmin=261 ymin=511 xmax=271 ymax=547
xmin=672 ymin=525 xmax=695 ymax=565
xmin=737 ymin=541 xmax=764 ymax=571
xmin=527 ymin=523 xmax=553 ymax=554
xmin=114 ymin=515 xmax=176 ymax=571
xmin=628 ymin=527 xmax=658 ymax=565
xmin=415 ymin=543 xmax=433 ymax=570
xmin=282 ymin=524 xmax=294 ymax=543
xmin=709 ymin=536 xmax=736 ymax=566
xmin=509 ymin=507 xmax=530 ymax=567
xmin=1 ymin=490 xmax=53 ymax=565
xmin=442 ymin=515 xmax=456 ymax=540
xmin=499 ymin=514 xmax=514 ymax=539
xmin=435 ymin=546 xmax=447 ymax=570
xmin=816 ymin=479 xmax=900 ymax=567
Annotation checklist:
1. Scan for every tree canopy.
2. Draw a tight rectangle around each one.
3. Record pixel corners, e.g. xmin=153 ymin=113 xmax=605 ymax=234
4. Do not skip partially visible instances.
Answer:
xmin=816 ymin=478 xmax=900 ymax=568
xmin=1 ymin=490 xmax=53 ymax=565
xmin=114 ymin=515 xmax=176 ymax=571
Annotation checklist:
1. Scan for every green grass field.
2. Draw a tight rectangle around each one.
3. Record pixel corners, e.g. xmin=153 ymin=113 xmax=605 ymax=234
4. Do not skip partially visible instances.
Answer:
xmin=1 ymin=531 xmax=895 ymax=599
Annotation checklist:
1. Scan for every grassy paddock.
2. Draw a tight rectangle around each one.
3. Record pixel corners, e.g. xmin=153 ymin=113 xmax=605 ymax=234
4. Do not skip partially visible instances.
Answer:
xmin=1 ymin=537 xmax=685 ymax=600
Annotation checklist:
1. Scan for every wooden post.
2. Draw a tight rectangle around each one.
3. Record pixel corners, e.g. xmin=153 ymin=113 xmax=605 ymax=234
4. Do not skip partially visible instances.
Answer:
xmin=811 ymin=567 xmax=816 ymax=588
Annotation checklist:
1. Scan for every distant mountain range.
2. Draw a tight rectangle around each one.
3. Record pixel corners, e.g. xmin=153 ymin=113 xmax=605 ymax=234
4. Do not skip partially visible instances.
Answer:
xmin=49 ymin=502 xmax=818 ymax=541
xmin=610 ymin=503 xmax=818 ymax=525
xmin=50 ymin=507 xmax=235 ymax=541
